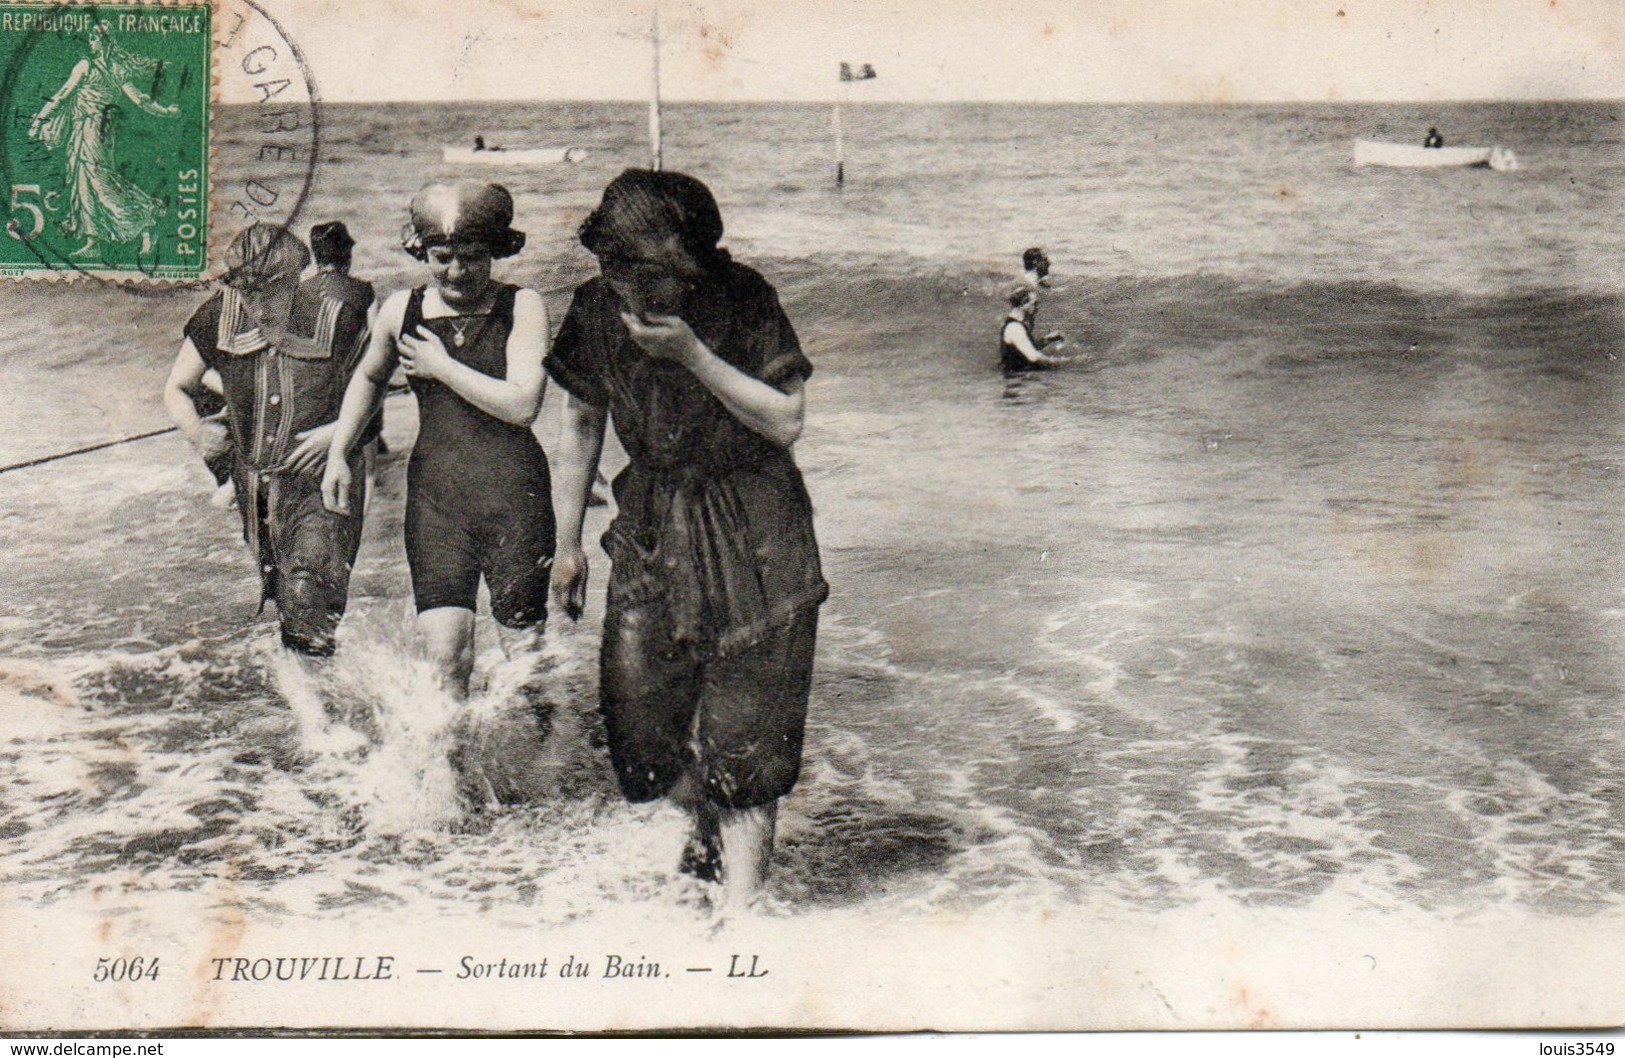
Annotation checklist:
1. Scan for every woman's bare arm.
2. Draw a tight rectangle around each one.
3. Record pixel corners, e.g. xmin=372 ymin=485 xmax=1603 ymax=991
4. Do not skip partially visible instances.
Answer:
xmin=550 ymin=394 xmax=608 ymax=620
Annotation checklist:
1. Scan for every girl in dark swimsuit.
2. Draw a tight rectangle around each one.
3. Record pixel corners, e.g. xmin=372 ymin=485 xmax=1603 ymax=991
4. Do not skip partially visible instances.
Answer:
xmin=324 ymin=181 xmax=553 ymax=698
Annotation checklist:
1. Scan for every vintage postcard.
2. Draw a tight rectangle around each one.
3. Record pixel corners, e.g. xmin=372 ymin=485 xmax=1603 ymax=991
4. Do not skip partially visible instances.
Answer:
xmin=0 ymin=0 xmax=1622 ymax=1035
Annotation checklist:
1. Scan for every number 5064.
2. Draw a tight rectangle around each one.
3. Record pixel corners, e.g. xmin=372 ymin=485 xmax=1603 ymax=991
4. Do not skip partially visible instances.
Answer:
xmin=94 ymin=956 xmax=159 ymax=982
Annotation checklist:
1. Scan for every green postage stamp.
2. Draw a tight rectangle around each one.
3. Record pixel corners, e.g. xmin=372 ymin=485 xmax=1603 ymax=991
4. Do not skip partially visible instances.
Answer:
xmin=0 ymin=3 xmax=210 ymax=280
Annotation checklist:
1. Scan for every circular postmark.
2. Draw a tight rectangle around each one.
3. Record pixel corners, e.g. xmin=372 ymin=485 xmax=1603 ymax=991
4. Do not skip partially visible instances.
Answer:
xmin=0 ymin=0 xmax=321 ymax=295
xmin=210 ymin=0 xmax=321 ymax=268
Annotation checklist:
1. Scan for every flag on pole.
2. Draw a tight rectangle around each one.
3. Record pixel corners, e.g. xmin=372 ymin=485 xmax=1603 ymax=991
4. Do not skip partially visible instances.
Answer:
xmin=839 ymin=62 xmax=877 ymax=81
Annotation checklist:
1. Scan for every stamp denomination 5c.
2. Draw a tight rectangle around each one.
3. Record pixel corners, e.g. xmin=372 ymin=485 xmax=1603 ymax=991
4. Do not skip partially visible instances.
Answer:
xmin=0 ymin=3 xmax=209 ymax=280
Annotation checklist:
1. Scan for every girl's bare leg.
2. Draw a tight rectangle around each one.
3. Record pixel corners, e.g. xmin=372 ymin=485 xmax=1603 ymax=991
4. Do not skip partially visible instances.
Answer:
xmin=494 ymin=621 xmax=545 ymax=665
xmin=418 ymin=606 xmax=476 ymax=699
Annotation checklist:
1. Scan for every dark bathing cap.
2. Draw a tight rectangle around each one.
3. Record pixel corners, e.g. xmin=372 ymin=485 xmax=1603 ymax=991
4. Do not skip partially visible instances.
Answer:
xmin=1023 ymin=247 xmax=1046 ymax=270
xmin=309 ymin=220 xmax=355 ymax=260
xmin=578 ymin=168 xmax=726 ymax=266
xmin=223 ymin=224 xmax=310 ymax=286
xmin=402 ymin=181 xmax=526 ymax=260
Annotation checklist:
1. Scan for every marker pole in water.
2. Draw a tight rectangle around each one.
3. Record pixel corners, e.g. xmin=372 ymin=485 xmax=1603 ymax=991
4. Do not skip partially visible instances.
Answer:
xmin=649 ymin=6 xmax=663 ymax=171
xmin=833 ymin=97 xmax=844 ymax=187
xmin=833 ymin=62 xmax=874 ymax=188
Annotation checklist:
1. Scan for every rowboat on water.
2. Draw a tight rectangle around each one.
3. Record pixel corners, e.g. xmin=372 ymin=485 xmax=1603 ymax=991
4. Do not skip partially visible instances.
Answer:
xmin=1353 ymin=140 xmax=1518 ymax=171
xmin=441 ymin=145 xmax=589 ymax=166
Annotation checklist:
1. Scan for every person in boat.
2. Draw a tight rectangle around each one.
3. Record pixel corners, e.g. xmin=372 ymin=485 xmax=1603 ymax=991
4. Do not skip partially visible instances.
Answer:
xmin=474 ymin=135 xmax=487 ymax=152
xmin=1424 ymin=127 xmax=1444 ymax=149
xmin=162 ymin=224 xmax=372 ymax=657
xmin=1001 ymin=287 xmax=1068 ymax=376
xmin=321 ymin=181 xmax=554 ymax=699
xmin=548 ymin=168 xmax=828 ymax=909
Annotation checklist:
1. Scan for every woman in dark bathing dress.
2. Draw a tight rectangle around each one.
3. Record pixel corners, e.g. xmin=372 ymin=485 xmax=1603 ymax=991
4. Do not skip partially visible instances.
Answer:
xmin=548 ymin=169 xmax=826 ymax=908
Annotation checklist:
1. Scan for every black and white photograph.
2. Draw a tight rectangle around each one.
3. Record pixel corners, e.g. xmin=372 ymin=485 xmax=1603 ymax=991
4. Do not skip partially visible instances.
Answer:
xmin=0 ymin=0 xmax=1622 ymax=1034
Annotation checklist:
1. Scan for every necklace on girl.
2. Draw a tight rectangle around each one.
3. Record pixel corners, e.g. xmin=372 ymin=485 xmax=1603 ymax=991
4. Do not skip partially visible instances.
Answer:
xmin=442 ymin=290 xmax=493 ymax=348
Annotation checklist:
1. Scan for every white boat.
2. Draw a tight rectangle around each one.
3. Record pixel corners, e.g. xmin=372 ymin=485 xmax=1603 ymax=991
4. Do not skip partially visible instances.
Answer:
xmin=441 ymin=145 xmax=588 ymax=166
xmin=1353 ymin=140 xmax=1517 ymax=171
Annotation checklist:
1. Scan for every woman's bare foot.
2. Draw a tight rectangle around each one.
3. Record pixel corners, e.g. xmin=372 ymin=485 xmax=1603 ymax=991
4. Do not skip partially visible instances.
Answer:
xmin=678 ymin=815 xmax=723 ymax=883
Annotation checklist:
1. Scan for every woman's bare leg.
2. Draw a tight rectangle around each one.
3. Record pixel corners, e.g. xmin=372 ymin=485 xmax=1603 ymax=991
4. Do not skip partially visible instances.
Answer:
xmin=667 ymin=766 xmax=723 ymax=883
xmin=718 ymin=801 xmax=778 ymax=909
